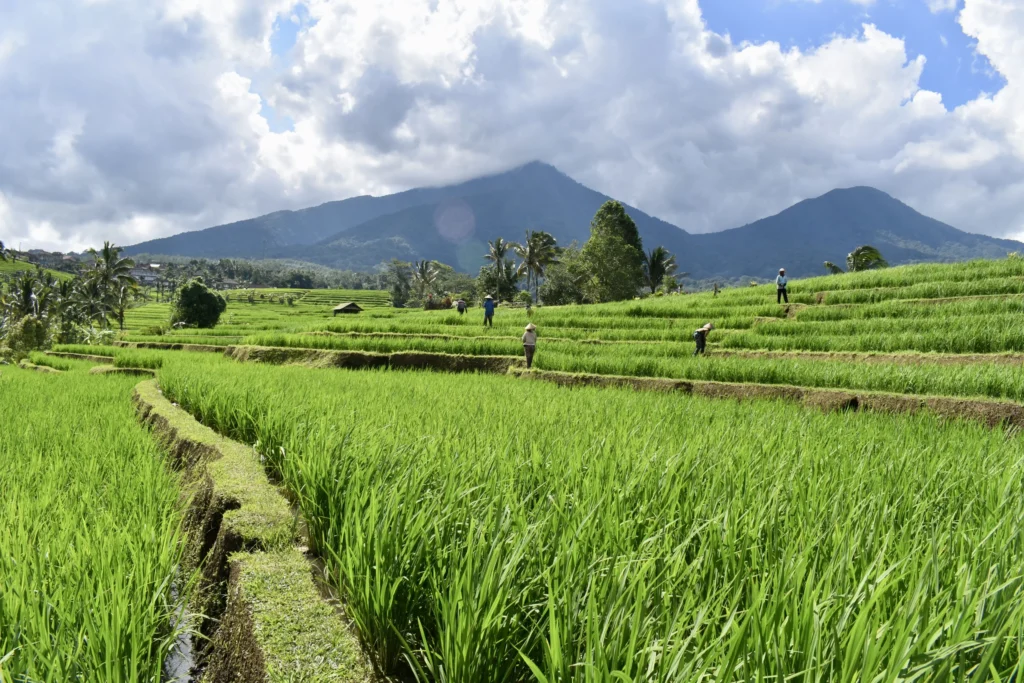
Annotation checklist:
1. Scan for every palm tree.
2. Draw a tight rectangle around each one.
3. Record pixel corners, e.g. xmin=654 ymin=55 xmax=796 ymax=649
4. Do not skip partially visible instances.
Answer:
xmin=87 ymin=241 xmax=136 ymax=292
xmin=642 ymin=246 xmax=678 ymax=294
xmin=412 ymin=260 xmax=439 ymax=300
xmin=8 ymin=272 xmax=40 ymax=318
xmin=72 ymin=278 xmax=112 ymax=327
xmin=111 ymin=281 xmax=140 ymax=330
xmin=847 ymin=245 xmax=888 ymax=272
xmin=823 ymin=246 xmax=889 ymax=274
xmin=514 ymin=231 xmax=560 ymax=301
xmin=485 ymin=238 xmax=512 ymax=266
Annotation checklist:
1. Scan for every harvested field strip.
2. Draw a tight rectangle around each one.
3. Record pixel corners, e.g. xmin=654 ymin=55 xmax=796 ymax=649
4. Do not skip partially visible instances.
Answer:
xmin=132 ymin=380 xmax=371 ymax=682
xmin=158 ymin=357 xmax=1024 ymax=680
xmin=0 ymin=370 xmax=188 ymax=682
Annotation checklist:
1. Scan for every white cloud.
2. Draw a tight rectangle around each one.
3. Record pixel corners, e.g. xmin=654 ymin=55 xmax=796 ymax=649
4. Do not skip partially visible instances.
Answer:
xmin=0 ymin=0 xmax=1023 ymax=252
xmin=927 ymin=0 xmax=959 ymax=12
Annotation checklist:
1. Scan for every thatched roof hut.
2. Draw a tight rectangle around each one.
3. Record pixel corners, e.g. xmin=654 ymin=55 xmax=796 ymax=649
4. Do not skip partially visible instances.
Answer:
xmin=333 ymin=302 xmax=363 ymax=316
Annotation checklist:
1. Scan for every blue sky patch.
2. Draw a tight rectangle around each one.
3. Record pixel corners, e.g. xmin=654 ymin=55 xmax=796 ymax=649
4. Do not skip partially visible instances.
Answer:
xmin=270 ymin=3 xmax=310 ymax=58
xmin=700 ymin=0 xmax=1005 ymax=109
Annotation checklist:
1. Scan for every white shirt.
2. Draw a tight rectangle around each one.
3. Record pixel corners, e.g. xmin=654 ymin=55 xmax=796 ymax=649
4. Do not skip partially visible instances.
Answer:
xmin=776 ymin=275 xmax=787 ymax=287
xmin=523 ymin=331 xmax=537 ymax=345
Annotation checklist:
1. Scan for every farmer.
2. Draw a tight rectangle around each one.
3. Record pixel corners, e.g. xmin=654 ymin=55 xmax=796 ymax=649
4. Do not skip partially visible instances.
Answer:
xmin=456 ymin=298 xmax=467 ymax=315
xmin=693 ymin=322 xmax=713 ymax=356
xmin=483 ymin=295 xmax=496 ymax=327
xmin=523 ymin=323 xmax=538 ymax=369
xmin=776 ymin=268 xmax=789 ymax=304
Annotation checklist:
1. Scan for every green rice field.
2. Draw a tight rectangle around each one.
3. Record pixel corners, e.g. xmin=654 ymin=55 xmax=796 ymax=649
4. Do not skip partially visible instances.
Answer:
xmin=7 ymin=256 xmax=1024 ymax=681
xmin=158 ymin=355 xmax=1024 ymax=680
xmin=0 ymin=369 xmax=189 ymax=682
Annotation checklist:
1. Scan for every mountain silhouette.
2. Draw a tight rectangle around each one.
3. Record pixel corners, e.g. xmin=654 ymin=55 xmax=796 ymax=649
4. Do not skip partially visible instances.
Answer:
xmin=125 ymin=162 xmax=1022 ymax=278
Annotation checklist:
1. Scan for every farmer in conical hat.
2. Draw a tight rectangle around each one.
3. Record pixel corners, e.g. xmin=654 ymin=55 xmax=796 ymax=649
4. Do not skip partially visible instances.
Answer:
xmin=523 ymin=323 xmax=538 ymax=369
xmin=693 ymin=322 xmax=713 ymax=356
xmin=483 ymin=295 xmax=496 ymax=327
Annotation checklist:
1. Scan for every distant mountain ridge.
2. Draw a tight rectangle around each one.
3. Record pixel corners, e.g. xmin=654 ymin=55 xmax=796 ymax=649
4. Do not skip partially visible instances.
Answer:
xmin=124 ymin=162 xmax=1023 ymax=279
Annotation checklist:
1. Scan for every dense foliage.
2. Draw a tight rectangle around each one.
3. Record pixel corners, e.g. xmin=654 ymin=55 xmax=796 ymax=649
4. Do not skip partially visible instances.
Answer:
xmin=170 ymin=278 xmax=227 ymax=328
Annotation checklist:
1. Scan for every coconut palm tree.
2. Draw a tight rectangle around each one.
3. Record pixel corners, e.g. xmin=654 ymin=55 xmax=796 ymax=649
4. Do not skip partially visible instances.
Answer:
xmin=87 ymin=241 xmax=136 ymax=293
xmin=485 ymin=238 xmax=512 ymax=266
xmin=72 ymin=278 xmax=113 ymax=326
xmin=412 ymin=260 xmax=439 ymax=301
xmin=847 ymin=245 xmax=888 ymax=272
xmin=514 ymin=231 xmax=560 ymax=301
xmin=823 ymin=261 xmax=844 ymax=275
xmin=7 ymin=272 xmax=40 ymax=318
xmin=110 ymin=281 xmax=140 ymax=330
xmin=823 ymin=246 xmax=889 ymax=274
xmin=642 ymin=246 xmax=678 ymax=294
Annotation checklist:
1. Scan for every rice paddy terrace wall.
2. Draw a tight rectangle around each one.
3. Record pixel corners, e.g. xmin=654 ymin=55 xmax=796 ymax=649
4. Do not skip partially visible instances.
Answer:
xmin=132 ymin=380 xmax=371 ymax=682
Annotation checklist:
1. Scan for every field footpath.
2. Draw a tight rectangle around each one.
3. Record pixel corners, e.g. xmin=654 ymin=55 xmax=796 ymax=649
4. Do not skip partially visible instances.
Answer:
xmin=133 ymin=380 xmax=373 ymax=683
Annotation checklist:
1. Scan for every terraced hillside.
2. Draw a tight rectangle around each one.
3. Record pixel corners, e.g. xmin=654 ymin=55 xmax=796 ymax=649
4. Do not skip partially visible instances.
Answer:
xmin=0 ymin=258 xmax=75 ymax=281
xmin=13 ymin=256 xmax=1024 ymax=680
xmin=119 ymin=257 xmax=1024 ymax=405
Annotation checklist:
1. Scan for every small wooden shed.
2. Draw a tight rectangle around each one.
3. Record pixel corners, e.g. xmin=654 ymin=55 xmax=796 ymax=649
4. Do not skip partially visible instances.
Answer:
xmin=333 ymin=302 xmax=364 ymax=316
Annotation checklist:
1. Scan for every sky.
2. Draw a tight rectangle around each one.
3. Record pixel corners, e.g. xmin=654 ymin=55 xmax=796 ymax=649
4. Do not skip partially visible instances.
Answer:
xmin=0 ymin=0 xmax=1023 ymax=252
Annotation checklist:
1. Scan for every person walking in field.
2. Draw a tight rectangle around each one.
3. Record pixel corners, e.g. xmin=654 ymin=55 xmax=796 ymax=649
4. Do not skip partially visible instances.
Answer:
xmin=456 ymin=298 xmax=467 ymax=315
xmin=483 ymin=295 xmax=496 ymax=327
xmin=693 ymin=322 xmax=713 ymax=356
xmin=776 ymin=268 xmax=789 ymax=304
xmin=523 ymin=323 xmax=538 ymax=369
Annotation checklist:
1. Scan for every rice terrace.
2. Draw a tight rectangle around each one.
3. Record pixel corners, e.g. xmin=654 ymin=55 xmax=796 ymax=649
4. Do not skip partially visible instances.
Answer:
xmin=8 ymin=0 xmax=1024 ymax=677
xmin=5 ymin=232 xmax=1024 ymax=682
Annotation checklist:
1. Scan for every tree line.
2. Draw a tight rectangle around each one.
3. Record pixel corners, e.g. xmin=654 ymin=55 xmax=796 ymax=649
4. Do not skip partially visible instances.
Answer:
xmin=384 ymin=201 xmax=682 ymax=308
xmin=0 ymin=242 xmax=225 ymax=360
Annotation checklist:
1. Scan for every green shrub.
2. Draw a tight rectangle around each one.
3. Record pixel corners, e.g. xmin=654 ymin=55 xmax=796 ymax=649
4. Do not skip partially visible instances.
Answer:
xmin=171 ymin=278 xmax=227 ymax=329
